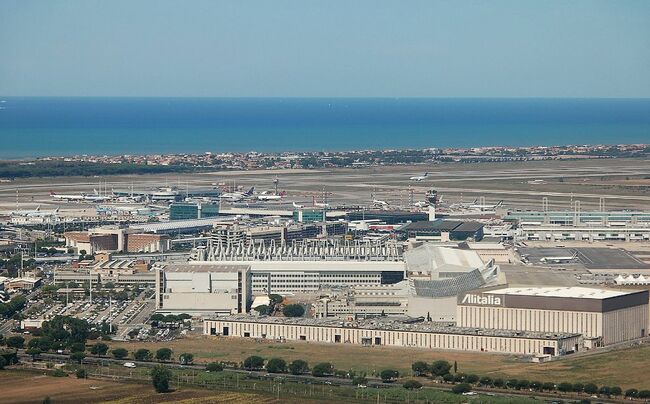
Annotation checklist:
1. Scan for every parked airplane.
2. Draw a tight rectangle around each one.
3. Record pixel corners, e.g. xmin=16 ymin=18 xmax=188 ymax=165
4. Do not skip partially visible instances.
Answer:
xmin=257 ymin=191 xmax=286 ymax=201
xmin=11 ymin=205 xmax=59 ymax=217
xmin=412 ymin=201 xmax=428 ymax=208
xmin=373 ymin=199 xmax=389 ymax=207
xmin=314 ymin=202 xmax=330 ymax=208
xmin=540 ymin=252 xmax=578 ymax=264
xmin=50 ymin=190 xmax=110 ymax=202
xmin=220 ymin=187 xmax=255 ymax=202
xmin=292 ymin=201 xmax=305 ymax=209
xmin=451 ymin=199 xmax=504 ymax=211
xmin=409 ymin=172 xmax=429 ymax=181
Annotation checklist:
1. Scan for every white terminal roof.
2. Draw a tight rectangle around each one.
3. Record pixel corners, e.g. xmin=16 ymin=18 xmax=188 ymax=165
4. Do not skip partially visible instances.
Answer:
xmin=485 ymin=286 xmax=631 ymax=299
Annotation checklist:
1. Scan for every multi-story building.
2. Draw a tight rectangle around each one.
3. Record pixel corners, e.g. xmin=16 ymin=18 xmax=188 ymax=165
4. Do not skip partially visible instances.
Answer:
xmin=155 ymin=263 xmax=251 ymax=316
xmin=169 ymin=202 xmax=219 ymax=221
xmin=457 ymin=287 xmax=649 ymax=347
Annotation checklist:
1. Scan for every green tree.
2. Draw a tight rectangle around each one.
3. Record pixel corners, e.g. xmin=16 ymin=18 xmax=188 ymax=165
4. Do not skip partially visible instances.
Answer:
xmin=69 ymin=342 xmax=85 ymax=353
xmin=480 ymin=377 xmax=493 ymax=387
xmin=76 ymin=368 xmax=87 ymax=379
xmin=380 ymin=369 xmax=399 ymax=383
xmin=573 ymin=383 xmax=584 ymax=392
xmin=6 ymin=336 xmax=25 ymax=348
xmin=542 ymin=382 xmax=556 ymax=391
xmin=558 ymin=382 xmax=573 ymax=392
xmin=134 ymin=348 xmax=152 ymax=361
xmin=90 ymin=343 xmax=108 ymax=356
xmin=584 ymin=383 xmax=598 ymax=394
xmin=312 ymin=362 xmax=333 ymax=377
xmin=517 ymin=380 xmax=530 ymax=390
xmin=282 ymin=304 xmax=305 ymax=317
xmin=179 ymin=353 xmax=194 ymax=365
xmin=253 ymin=305 xmax=269 ymax=315
xmin=269 ymin=294 xmax=283 ymax=305
xmin=625 ymin=388 xmax=639 ymax=398
xmin=265 ymin=357 xmax=287 ymax=373
xmin=403 ymin=380 xmax=422 ymax=389
xmin=638 ymin=390 xmax=650 ymax=399
xmin=151 ymin=365 xmax=172 ymax=393
xmin=26 ymin=347 xmax=42 ymax=360
xmin=411 ymin=361 xmax=429 ymax=376
xmin=430 ymin=360 xmax=452 ymax=376
xmin=0 ymin=356 xmax=7 ymax=370
xmin=610 ymin=386 xmax=622 ymax=396
xmin=111 ymin=348 xmax=128 ymax=359
xmin=51 ymin=369 xmax=67 ymax=377
xmin=71 ymin=351 xmax=85 ymax=363
xmin=155 ymin=348 xmax=173 ymax=362
xmin=599 ymin=386 xmax=611 ymax=396
xmin=288 ymin=359 xmax=309 ymax=375
xmin=206 ymin=362 xmax=224 ymax=372
xmin=452 ymin=383 xmax=471 ymax=394
xmin=466 ymin=374 xmax=480 ymax=384
xmin=243 ymin=355 xmax=265 ymax=370
xmin=493 ymin=378 xmax=505 ymax=388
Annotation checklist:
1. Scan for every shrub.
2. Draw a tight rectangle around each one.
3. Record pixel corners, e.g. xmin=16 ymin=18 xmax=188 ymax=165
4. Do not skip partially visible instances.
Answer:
xmin=75 ymin=368 xmax=87 ymax=379
xmin=411 ymin=361 xmax=429 ymax=376
xmin=51 ymin=369 xmax=67 ymax=377
xmin=353 ymin=375 xmax=368 ymax=386
xmin=493 ymin=378 xmax=505 ymax=388
xmin=517 ymin=380 xmax=530 ymax=390
xmin=179 ymin=353 xmax=194 ymax=365
xmin=402 ymin=380 xmax=422 ymax=390
xmin=598 ymin=386 xmax=611 ymax=396
xmin=266 ymin=358 xmax=287 ymax=373
xmin=558 ymin=382 xmax=573 ymax=392
xmin=312 ymin=362 xmax=333 ymax=377
xmin=506 ymin=379 xmax=519 ymax=389
xmin=610 ymin=386 xmax=622 ymax=396
xmin=638 ymin=390 xmax=650 ymax=399
xmin=282 ymin=304 xmax=305 ymax=317
xmin=625 ymin=388 xmax=639 ymax=398
xmin=155 ymin=348 xmax=173 ymax=362
xmin=0 ymin=356 xmax=7 ymax=370
xmin=452 ymin=383 xmax=471 ymax=394
xmin=572 ymin=383 xmax=584 ymax=392
xmin=69 ymin=342 xmax=85 ymax=353
xmin=151 ymin=365 xmax=172 ymax=393
xmin=453 ymin=373 xmax=466 ymax=383
xmin=380 ymin=369 xmax=399 ymax=383
xmin=253 ymin=305 xmax=269 ymax=315
xmin=70 ymin=352 xmax=85 ymax=363
xmin=442 ymin=373 xmax=454 ymax=382
xmin=466 ymin=374 xmax=479 ymax=384
xmin=430 ymin=360 xmax=452 ymax=376
xmin=584 ymin=383 xmax=598 ymax=394
xmin=134 ymin=349 xmax=152 ymax=361
xmin=289 ymin=359 xmax=309 ymax=375
xmin=90 ymin=343 xmax=108 ymax=356
xmin=111 ymin=348 xmax=128 ymax=359
xmin=479 ymin=377 xmax=493 ymax=387
xmin=243 ymin=355 xmax=265 ymax=370
xmin=6 ymin=336 xmax=25 ymax=349
xmin=206 ymin=362 xmax=224 ymax=372
xmin=542 ymin=382 xmax=556 ymax=391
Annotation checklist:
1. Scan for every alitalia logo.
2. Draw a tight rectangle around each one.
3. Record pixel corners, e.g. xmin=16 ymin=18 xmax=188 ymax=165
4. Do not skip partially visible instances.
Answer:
xmin=461 ymin=294 xmax=502 ymax=306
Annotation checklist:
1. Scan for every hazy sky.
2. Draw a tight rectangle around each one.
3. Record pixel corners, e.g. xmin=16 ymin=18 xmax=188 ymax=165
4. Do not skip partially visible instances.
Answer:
xmin=1 ymin=1 xmax=649 ymax=97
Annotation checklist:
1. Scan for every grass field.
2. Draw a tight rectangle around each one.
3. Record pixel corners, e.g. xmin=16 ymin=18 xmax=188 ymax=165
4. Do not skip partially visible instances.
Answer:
xmin=107 ymin=335 xmax=650 ymax=390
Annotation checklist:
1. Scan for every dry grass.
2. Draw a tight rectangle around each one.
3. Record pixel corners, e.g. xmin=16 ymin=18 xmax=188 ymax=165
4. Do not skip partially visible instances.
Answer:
xmin=109 ymin=335 xmax=650 ymax=389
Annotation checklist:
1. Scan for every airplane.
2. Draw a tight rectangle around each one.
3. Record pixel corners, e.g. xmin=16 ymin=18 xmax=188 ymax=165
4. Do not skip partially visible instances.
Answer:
xmin=314 ymin=202 xmax=330 ymax=208
xmin=11 ymin=205 xmax=60 ymax=217
xmin=373 ymin=199 xmax=389 ymax=207
xmin=412 ymin=201 xmax=428 ymax=208
xmin=410 ymin=172 xmax=429 ymax=181
xmin=50 ymin=191 xmax=110 ymax=202
xmin=450 ymin=199 xmax=504 ymax=211
xmin=220 ymin=187 xmax=255 ymax=202
xmin=257 ymin=191 xmax=286 ymax=201
xmin=292 ymin=201 xmax=305 ymax=209
xmin=540 ymin=252 xmax=577 ymax=264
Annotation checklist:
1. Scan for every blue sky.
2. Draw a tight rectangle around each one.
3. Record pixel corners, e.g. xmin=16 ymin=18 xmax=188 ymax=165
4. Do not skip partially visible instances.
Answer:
xmin=1 ymin=0 xmax=649 ymax=97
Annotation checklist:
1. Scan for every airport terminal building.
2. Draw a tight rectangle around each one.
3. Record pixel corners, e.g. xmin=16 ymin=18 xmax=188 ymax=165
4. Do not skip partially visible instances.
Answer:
xmin=457 ymin=287 xmax=649 ymax=347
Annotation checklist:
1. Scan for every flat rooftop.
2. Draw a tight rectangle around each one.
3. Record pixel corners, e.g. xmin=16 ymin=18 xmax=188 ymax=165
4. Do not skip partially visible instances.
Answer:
xmin=163 ymin=263 xmax=250 ymax=273
xmin=192 ymin=260 xmax=405 ymax=272
xmin=209 ymin=314 xmax=580 ymax=341
xmin=484 ymin=286 xmax=632 ymax=299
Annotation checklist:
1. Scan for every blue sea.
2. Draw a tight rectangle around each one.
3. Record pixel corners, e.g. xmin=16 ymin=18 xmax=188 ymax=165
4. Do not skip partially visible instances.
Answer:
xmin=0 ymin=97 xmax=649 ymax=158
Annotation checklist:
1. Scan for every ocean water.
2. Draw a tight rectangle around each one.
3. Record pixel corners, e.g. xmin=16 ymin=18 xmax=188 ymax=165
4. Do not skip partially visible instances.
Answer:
xmin=0 ymin=97 xmax=649 ymax=158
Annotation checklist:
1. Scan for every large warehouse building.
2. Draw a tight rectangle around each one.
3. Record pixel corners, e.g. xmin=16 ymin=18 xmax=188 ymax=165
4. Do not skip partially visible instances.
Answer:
xmin=457 ymin=287 xmax=649 ymax=347
xmin=204 ymin=315 xmax=582 ymax=357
